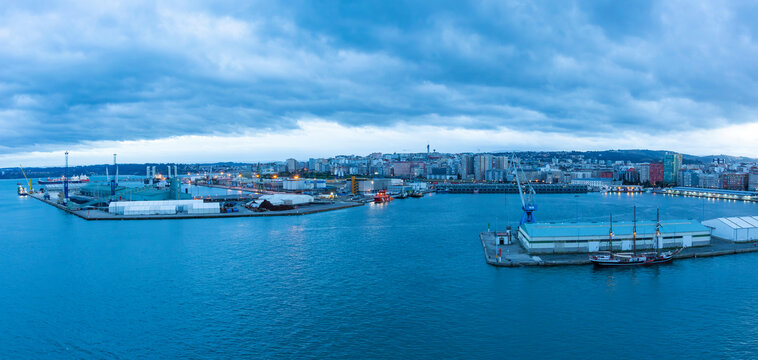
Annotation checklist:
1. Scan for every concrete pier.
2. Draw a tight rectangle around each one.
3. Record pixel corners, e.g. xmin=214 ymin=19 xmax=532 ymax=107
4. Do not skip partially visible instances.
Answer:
xmin=29 ymin=193 xmax=363 ymax=221
xmin=481 ymin=231 xmax=758 ymax=267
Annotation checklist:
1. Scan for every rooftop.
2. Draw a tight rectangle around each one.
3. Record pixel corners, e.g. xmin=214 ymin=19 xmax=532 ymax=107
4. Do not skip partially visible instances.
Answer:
xmin=521 ymin=219 xmax=709 ymax=238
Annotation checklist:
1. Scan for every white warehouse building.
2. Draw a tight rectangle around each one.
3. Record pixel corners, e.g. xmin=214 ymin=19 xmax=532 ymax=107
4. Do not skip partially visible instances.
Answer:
xmin=109 ymin=200 xmax=219 ymax=216
xmin=702 ymin=216 xmax=758 ymax=243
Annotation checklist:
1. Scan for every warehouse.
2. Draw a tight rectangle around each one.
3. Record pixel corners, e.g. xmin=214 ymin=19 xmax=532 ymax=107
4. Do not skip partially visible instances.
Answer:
xmin=109 ymin=200 xmax=219 ymax=216
xmin=518 ymin=219 xmax=711 ymax=254
xmin=702 ymin=216 xmax=758 ymax=243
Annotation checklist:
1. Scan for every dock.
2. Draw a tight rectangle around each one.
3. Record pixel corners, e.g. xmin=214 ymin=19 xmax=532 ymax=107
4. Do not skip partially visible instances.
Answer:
xmin=29 ymin=193 xmax=364 ymax=220
xmin=480 ymin=231 xmax=758 ymax=267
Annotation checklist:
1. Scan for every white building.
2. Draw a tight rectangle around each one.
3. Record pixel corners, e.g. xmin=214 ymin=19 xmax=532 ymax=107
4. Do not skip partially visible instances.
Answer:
xmin=702 ymin=216 xmax=758 ymax=242
xmin=519 ymin=219 xmax=711 ymax=254
xmin=109 ymin=200 xmax=219 ymax=215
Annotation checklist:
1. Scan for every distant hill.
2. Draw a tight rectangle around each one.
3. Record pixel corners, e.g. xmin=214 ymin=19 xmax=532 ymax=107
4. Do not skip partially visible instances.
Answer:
xmin=502 ymin=149 xmax=757 ymax=164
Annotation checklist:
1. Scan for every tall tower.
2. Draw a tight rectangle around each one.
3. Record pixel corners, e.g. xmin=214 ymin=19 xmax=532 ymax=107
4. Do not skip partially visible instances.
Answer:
xmin=110 ymin=154 xmax=117 ymax=196
xmin=64 ymin=151 xmax=69 ymax=201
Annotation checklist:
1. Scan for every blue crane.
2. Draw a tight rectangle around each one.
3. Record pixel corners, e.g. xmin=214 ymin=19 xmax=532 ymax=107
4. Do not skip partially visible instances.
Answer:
xmin=511 ymin=155 xmax=537 ymax=225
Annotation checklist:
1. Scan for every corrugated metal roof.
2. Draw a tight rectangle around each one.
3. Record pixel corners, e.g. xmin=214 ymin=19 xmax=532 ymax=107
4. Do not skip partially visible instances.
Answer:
xmin=522 ymin=219 xmax=709 ymax=238
xmin=711 ymin=216 xmax=758 ymax=229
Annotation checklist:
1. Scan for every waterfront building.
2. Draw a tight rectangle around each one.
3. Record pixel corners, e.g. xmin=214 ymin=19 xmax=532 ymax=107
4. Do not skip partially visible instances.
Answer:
xmin=649 ymin=162 xmax=664 ymax=185
xmin=485 ymin=169 xmax=508 ymax=182
xmin=664 ymin=153 xmax=683 ymax=185
xmin=721 ymin=173 xmax=749 ymax=191
xmin=702 ymin=216 xmax=758 ymax=242
xmin=680 ymin=170 xmax=700 ymax=187
xmin=570 ymin=177 xmax=620 ymax=190
xmin=459 ymin=154 xmax=474 ymax=180
xmin=518 ymin=219 xmax=711 ymax=254
xmin=749 ymin=170 xmax=758 ymax=191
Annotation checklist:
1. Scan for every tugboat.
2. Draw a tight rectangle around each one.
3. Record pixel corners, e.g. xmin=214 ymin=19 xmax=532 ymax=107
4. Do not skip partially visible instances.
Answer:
xmin=590 ymin=207 xmax=679 ymax=266
xmin=373 ymin=190 xmax=394 ymax=203
xmin=17 ymin=185 xmax=28 ymax=196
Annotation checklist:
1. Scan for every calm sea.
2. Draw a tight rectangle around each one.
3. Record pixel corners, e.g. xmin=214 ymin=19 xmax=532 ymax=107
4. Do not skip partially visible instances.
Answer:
xmin=2 ymin=178 xmax=757 ymax=359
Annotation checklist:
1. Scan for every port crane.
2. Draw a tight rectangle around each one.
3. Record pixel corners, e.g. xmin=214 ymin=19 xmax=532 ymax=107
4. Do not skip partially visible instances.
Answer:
xmin=511 ymin=155 xmax=537 ymax=224
xmin=19 ymin=165 xmax=33 ymax=193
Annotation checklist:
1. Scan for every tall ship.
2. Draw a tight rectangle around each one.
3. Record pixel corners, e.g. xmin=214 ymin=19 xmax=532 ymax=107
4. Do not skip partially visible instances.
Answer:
xmin=590 ymin=208 xmax=680 ymax=267
xmin=38 ymin=175 xmax=90 ymax=185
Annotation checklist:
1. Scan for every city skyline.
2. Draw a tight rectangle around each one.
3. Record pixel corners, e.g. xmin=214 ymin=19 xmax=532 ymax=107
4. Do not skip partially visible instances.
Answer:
xmin=3 ymin=1 xmax=758 ymax=166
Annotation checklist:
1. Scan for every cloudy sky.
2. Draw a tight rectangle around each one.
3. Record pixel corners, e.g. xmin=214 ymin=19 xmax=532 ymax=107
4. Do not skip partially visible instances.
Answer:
xmin=2 ymin=0 xmax=758 ymax=166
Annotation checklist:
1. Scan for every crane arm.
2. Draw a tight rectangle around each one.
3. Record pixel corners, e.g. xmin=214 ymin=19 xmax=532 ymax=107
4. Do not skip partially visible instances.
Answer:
xmin=19 ymin=165 xmax=33 ymax=192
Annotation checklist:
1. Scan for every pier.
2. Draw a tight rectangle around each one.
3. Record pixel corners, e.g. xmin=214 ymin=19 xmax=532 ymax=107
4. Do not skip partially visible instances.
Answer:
xmin=480 ymin=231 xmax=758 ymax=267
xmin=436 ymin=183 xmax=589 ymax=194
xmin=29 ymin=193 xmax=363 ymax=220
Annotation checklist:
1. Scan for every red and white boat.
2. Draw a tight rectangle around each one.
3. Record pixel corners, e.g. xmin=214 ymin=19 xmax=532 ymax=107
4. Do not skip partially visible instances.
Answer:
xmin=373 ymin=190 xmax=394 ymax=203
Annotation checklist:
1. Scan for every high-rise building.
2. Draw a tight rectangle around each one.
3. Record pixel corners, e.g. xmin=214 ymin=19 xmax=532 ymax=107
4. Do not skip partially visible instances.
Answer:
xmin=638 ymin=164 xmax=650 ymax=184
xmin=664 ymin=153 xmax=682 ymax=185
xmin=460 ymin=154 xmax=474 ymax=180
xmin=473 ymin=154 xmax=493 ymax=181
xmin=649 ymin=162 xmax=664 ymax=185
xmin=286 ymin=158 xmax=298 ymax=173
xmin=493 ymin=156 xmax=508 ymax=170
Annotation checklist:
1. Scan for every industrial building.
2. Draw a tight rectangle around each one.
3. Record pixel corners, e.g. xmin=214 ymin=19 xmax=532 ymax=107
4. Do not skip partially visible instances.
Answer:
xmin=702 ymin=216 xmax=758 ymax=242
xmin=518 ymin=219 xmax=711 ymax=254
xmin=109 ymin=200 xmax=219 ymax=216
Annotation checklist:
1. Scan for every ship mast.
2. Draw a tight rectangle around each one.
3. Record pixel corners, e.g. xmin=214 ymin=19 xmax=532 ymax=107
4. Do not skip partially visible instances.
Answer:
xmin=655 ymin=208 xmax=661 ymax=255
xmin=609 ymin=213 xmax=614 ymax=258
xmin=632 ymin=206 xmax=637 ymax=256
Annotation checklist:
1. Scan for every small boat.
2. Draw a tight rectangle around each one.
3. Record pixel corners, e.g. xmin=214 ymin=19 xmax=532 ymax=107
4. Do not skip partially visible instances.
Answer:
xmin=17 ymin=185 xmax=28 ymax=196
xmin=590 ymin=208 xmax=680 ymax=267
xmin=373 ymin=190 xmax=393 ymax=203
xmin=409 ymin=191 xmax=424 ymax=198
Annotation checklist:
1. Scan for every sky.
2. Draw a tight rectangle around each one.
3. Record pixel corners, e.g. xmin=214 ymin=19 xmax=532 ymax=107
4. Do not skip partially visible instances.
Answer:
xmin=2 ymin=0 xmax=758 ymax=167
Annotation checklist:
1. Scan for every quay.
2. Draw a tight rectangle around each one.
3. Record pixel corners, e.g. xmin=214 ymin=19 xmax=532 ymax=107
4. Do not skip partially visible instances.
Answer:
xmin=436 ymin=183 xmax=589 ymax=194
xmin=480 ymin=232 xmax=758 ymax=267
xmin=29 ymin=193 xmax=363 ymax=220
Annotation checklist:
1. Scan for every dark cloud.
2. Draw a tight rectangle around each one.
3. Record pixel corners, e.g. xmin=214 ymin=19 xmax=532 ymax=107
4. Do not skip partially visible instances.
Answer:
xmin=1 ymin=0 xmax=757 ymax=154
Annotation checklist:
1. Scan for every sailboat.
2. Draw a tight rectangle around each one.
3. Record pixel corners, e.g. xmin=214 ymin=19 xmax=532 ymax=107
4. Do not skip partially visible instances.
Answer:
xmin=639 ymin=209 xmax=680 ymax=265
xmin=590 ymin=207 xmax=678 ymax=266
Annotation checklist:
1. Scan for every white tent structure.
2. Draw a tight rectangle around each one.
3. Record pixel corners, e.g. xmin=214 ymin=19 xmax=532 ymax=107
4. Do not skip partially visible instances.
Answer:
xmin=702 ymin=216 xmax=758 ymax=242
xmin=259 ymin=194 xmax=313 ymax=206
xmin=109 ymin=200 xmax=219 ymax=216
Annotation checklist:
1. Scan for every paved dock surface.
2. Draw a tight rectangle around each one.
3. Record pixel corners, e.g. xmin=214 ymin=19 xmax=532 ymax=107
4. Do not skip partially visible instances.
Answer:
xmin=29 ymin=194 xmax=363 ymax=220
xmin=481 ymin=231 xmax=758 ymax=267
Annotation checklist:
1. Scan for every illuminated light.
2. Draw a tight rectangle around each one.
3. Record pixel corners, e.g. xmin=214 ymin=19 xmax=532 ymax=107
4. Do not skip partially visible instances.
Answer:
xmin=273 ymin=175 xmax=278 ymax=179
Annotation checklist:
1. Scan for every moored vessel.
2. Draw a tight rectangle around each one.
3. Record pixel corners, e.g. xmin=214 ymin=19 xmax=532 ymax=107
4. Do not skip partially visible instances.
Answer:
xmin=590 ymin=208 xmax=680 ymax=267
xmin=38 ymin=174 xmax=90 ymax=185
xmin=373 ymin=190 xmax=393 ymax=203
